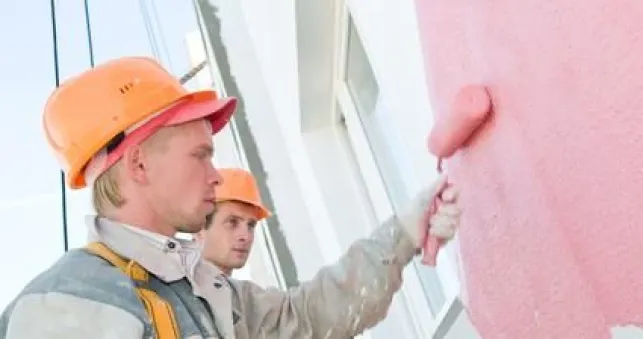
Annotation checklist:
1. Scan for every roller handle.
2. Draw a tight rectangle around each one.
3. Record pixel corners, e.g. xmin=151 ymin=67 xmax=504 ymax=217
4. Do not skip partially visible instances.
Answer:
xmin=421 ymin=85 xmax=492 ymax=266
xmin=421 ymin=161 xmax=448 ymax=266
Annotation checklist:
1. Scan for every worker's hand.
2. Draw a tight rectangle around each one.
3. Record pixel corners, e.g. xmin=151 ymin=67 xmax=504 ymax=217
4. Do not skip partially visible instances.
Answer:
xmin=398 ymin=173 xmax=461 ymax=248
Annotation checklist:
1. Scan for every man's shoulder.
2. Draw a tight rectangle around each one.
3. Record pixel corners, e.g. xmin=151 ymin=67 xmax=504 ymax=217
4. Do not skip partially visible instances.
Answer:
xmin=5 ymin=248 xmax=146 ymax=319
xmin=0 ymin=249 xmax=150 ymax=337
xmin=28 ymin=248 xmax=136 ymax=294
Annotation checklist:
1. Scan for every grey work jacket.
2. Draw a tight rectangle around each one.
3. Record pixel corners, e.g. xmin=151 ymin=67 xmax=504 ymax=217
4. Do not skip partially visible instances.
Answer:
xmin=0 ymin=214 xmax=416 ymax=338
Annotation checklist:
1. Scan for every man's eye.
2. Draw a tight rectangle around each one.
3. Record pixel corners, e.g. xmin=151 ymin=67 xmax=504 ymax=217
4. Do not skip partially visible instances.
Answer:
xmin=227 ymin=219 xmax=239 ymax=228
xmin=194 ymin=152 xmax=209 ymax=160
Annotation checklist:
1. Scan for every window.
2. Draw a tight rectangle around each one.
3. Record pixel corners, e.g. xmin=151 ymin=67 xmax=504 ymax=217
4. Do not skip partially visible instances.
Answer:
xmin=0 ymin=3 xmax=71 ymax=310
xmin=338 ymin=14 xmax=448 ymax=316
xmin=345 ymin=19 xmax=378 ymax=118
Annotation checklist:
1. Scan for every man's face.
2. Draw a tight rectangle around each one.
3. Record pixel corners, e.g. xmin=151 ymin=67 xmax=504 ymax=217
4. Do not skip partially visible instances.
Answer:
xmin=199 ymin=201 xmax=258 ymax=274
xmin=143 ymin=120 xmax=221 ymax=233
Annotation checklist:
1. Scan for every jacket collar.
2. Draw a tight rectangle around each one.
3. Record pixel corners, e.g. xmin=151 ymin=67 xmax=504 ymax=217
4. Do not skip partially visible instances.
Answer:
xmin=85 ymin=215 xmax=223 ymax=283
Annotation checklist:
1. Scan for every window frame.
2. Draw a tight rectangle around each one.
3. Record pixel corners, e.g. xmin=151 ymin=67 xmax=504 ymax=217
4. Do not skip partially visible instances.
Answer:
xmin=185 ymin=22 xmax=289 ymax=291
xmin=332 ymin=2 xmax=464 ymax=336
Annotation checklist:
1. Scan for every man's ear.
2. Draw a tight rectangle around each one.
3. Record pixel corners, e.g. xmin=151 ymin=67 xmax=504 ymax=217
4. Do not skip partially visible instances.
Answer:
xmin=121 ymin=145 xmax=149 ymax=184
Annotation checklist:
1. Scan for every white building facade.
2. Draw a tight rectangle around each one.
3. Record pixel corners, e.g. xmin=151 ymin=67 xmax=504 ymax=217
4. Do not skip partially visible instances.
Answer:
xmin=185 ymin=0 xmax=480 ymax=337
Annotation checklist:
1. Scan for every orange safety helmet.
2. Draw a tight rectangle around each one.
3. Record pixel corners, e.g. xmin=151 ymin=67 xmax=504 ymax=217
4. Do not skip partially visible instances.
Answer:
xmin=43 ymin=56 xmax=237 ymax=189
xmin=215 ymin=168 xmax=271 ymax=220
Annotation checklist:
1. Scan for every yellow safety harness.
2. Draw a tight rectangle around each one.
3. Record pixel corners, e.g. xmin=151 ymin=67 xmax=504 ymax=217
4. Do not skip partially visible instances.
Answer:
xmin=85 ymin=242 xmax=179 ymax=339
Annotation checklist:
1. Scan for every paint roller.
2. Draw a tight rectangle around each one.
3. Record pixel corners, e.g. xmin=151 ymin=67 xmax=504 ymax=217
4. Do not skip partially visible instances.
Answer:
xmin=421 ymin=84 xmax=492 ymax=266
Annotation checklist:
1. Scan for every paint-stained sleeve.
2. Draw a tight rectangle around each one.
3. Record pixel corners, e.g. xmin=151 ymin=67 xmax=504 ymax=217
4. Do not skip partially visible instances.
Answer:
xmin=235 ymin=216 xmax=417 ymax=339
xmin=4 ymin=292 xmax=145 ymax=339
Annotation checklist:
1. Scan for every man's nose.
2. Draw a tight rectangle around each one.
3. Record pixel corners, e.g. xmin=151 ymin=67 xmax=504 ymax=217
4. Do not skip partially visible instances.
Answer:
xmin=236 ymin=226 xmax=251 ymax=243
xmin=208 ymin=164 xmax=223 ymax=186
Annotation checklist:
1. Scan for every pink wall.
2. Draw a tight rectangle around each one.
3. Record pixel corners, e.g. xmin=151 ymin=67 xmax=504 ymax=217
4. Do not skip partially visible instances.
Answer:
xmin=416 ymin=1 xmax=643 ymax=337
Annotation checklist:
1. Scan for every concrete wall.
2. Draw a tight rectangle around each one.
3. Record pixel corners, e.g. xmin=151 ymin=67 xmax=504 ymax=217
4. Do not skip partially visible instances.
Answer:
xmin=185 ymin=31 xmax=285 ymax=289
xmin=416 ymin=0 xmax=643 ymax=337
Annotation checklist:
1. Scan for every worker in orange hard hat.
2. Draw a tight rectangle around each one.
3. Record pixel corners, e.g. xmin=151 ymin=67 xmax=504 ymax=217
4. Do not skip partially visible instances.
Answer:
xmin=0 ymin=56 xmax=238 ymax=338
xmin=0 ymin=56 xmax=463 ymax=339
xmin=196 ymin=168 xmax=270 ymax=276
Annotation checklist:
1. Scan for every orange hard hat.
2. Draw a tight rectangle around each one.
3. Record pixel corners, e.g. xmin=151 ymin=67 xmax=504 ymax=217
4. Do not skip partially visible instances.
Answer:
xmin=43 ymin=56 xmax=237 ymax=189
xmin=215 ymin=168 xmax=271 ymax=220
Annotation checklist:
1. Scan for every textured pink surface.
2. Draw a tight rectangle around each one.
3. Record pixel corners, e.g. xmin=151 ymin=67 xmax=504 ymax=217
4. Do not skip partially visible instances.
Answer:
xmin=415 ymin=0 xmax=643 ymax=337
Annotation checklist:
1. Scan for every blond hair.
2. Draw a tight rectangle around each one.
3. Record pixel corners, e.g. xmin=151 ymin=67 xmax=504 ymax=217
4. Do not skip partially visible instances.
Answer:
xmin=92 ymin=162 xmax=125 ymax=215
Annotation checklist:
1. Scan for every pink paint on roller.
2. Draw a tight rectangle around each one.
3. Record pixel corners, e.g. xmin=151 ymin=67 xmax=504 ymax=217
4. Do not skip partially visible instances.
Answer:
xmin=421 ymin=85 xmax=492 ymax=266
xmin=428 ymin=85 xmax=492 ymax=159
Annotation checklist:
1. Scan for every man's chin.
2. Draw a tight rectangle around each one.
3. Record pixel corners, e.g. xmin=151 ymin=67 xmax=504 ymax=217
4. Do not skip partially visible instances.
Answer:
xmin=230 ymin=260 xmax=248 ymax=269
xmin=177 ymin=221 xmax=207 ymax=233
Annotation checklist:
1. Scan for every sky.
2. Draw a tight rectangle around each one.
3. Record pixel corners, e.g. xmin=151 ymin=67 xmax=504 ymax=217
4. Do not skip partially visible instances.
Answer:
xmin=0 ymin=0 xmax=201 ymax=310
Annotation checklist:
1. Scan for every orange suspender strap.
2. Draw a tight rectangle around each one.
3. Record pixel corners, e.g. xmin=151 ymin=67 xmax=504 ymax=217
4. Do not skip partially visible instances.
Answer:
xmin=85 ymin=242 xmax=179 ymax=339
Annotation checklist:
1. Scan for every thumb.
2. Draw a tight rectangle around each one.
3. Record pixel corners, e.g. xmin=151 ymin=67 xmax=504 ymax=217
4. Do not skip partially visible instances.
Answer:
xmin=410 ymin=173 xmax=449 ymax=216
xmin=400 ymin=173 xmax=449 ymax=246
